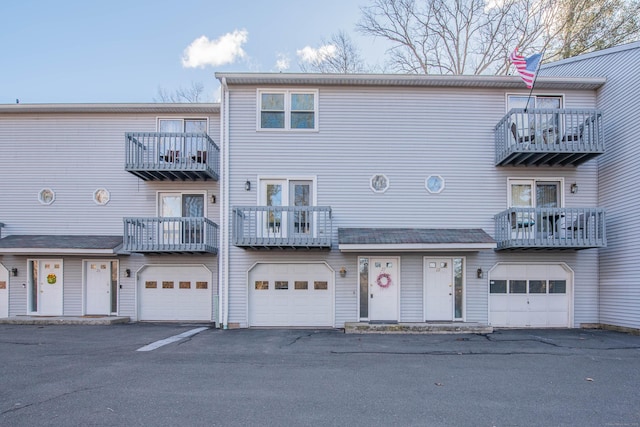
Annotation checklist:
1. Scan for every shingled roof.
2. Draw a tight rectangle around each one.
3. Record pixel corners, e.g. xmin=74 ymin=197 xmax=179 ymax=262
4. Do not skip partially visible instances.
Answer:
xmin=338 ymin=228 xmax=495 ymax=252
xmin=0 ymin=235 xmax=123 ymax=255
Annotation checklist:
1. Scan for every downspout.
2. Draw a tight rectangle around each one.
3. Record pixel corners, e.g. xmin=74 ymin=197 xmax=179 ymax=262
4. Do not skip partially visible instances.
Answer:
xmin=219 ymin=77 xmax=230 ymax=329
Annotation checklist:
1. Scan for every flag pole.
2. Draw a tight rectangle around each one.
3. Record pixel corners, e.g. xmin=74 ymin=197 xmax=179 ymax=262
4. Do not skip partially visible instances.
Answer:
xmin=524 ymin=48 xmax=546 ymax=112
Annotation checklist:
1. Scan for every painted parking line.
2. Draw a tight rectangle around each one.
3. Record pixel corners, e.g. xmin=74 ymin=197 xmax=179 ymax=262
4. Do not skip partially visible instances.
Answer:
xmin=136 ymin=327 xmax=209 ymax=352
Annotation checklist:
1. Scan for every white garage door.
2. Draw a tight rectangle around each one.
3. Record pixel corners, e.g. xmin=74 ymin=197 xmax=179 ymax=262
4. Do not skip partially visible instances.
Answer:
xmin=489 ymin=263 xmax=572 ymax=328
xmin=139 ymin=265 xmax=212 ymax=321
xmin=249 ymin=263 xmax=333 ymax=327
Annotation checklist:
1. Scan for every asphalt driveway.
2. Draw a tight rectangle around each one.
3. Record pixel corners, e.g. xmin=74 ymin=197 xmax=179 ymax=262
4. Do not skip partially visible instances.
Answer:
xmin=1 ymin=324 xmax=639 ymax=427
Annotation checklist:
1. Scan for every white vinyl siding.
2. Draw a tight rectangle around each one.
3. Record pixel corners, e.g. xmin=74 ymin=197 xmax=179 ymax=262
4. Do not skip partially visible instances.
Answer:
xmin=224 ymin=84 xmax=601 ymax=328
xmin=541 ymin=43 xmax=640 ymax=330
xmin=0 ymin=111 xmax=220 ymax=320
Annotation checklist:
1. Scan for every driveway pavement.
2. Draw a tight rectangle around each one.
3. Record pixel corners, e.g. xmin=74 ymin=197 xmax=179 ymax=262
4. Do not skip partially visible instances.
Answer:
xmin=1 ymin=324 xmax=639 ymax=427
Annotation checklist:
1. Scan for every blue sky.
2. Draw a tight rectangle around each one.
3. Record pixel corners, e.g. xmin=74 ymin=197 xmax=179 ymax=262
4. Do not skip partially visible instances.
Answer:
xmin=1 ymin=0 xmax=389 ymax=103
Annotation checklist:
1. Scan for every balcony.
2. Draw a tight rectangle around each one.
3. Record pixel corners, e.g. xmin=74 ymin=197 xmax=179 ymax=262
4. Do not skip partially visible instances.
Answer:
xmin=233 ymin=206 xmax=332 ymax=249
xmin=495 ymin=109 xmax=604 ymax=167
xmin=494 ymin=207 xmax=606 ymax=250
xmin=123 ymin=217 xmax=218 ymax=254
xmin=125 ymin=132 xmax=220 ymax=181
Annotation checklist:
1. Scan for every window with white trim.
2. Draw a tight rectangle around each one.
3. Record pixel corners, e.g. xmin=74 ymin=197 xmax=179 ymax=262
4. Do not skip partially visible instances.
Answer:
xmin=258 ymin=90 xmax=318 ymax=130
xmin=508 ymin=178 xmax=563 ymax=237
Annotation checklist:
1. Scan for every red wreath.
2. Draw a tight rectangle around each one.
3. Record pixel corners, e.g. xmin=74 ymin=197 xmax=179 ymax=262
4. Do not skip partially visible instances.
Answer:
xmin=376 ymin=272 xmax=392 ymax=288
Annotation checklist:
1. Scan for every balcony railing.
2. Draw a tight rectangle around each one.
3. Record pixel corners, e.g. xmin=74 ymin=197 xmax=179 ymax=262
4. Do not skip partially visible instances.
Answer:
xmin=125 ymin=132 xmax=220 ymax=181
xmin=123 ymin=217 xmax=218 ymax=254
xmin=494 ymin=207 xmax=606 ymax=250
xmin=495 ymin=108 xmax=604 ymax=167
xmin=233 ymin=206 xmax=332 ymax=249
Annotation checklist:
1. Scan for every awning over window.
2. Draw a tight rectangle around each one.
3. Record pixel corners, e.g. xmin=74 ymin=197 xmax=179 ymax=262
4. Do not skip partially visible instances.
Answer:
xmin=0 ymin=235 xmax=123 ymax=255
xmin=338 ymin=228 xmax=496 ymax=252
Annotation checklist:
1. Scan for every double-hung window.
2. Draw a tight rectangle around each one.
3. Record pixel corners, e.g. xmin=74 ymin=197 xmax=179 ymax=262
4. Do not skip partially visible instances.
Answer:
xmin=258 ymin=90 xmax=318 ymax=130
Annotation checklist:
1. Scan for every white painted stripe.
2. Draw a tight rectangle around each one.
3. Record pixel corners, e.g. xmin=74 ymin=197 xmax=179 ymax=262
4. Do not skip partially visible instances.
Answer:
xmin=136 ymin=327 xmax=208 ymax=352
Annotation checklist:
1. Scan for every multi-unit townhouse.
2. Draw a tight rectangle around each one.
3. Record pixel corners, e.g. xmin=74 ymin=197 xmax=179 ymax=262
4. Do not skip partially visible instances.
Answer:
xmin=0 ymin=104 xmax=221 ymax=322
xmin=540 ymin=41 xmax=640 ymax=332
xmin=3 ymin=43 xmax=638 ymax=333
xmin=215 ymin=72 xmax=606 ymax=330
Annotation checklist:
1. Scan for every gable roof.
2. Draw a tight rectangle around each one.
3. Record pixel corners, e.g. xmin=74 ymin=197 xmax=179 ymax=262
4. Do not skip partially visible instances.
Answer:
xmin=0 ymin=235 xmax=123 ymax=255
xmin=542 ymin=41 xmax=640 ymax=70
xmin=338 ymin=228 xmax=496 ymax=252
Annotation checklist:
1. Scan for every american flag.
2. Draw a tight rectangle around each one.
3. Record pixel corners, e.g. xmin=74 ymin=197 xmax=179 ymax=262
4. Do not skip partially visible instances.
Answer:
xmin=510 ymin=47 xmax=541 ymax=88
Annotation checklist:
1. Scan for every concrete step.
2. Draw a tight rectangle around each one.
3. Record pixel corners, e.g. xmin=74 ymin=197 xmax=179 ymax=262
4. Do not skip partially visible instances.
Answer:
xmin=0 ymin=316 xmax=131 ymax=325
xmin=344 ymin=322 xmax=493 ymax=334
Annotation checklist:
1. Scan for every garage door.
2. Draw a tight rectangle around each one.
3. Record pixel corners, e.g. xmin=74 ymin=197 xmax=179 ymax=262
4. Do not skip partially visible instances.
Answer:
xmin=248 ymin=263 xmax=333 ymax=327
xmin=489 ymin=263 xmax=572 ymax=328
xmin=138 ymin=265 xmax=212 ymax=321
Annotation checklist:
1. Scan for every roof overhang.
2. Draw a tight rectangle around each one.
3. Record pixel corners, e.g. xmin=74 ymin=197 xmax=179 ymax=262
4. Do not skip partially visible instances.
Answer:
xmin=216 ymin=72 xmax=606 ymax=90
xmin=338 ymin=242 xmax=497 ymax=252
xmin=0 ymin=235 xmax=124 ymax=256
xmin=0 ymin=103 xmax=220 ymax=114
xmin=338 ymin=228 xmax=496 ymax=253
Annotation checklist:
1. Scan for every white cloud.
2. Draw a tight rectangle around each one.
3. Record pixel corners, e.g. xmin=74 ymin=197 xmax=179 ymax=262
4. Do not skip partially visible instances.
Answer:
xmin=275 ymin=53 xmax=290 ymax=71
xmin=182 ymin=30 xmax=248 ymax=68
xmin=296 ymin=44 xmax=337 ymax=64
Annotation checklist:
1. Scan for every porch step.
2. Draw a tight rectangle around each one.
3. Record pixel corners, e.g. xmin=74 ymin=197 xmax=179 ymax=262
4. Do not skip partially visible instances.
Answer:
xmin=344 ymin=322 xmax=493 ymax=334
xmin=0 ymin=316 xmax=131 ymax=325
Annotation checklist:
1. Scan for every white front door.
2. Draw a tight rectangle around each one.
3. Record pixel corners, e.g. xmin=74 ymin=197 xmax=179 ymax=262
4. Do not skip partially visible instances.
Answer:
xmin=85 ymin=261 xmax=112 ymax=315
xmin=424 ymin=258 xmax=454 ymax=321
xmin=0 ymin=264 xmax=8 ymax=318
xmin=32 ymin=260 xmax=63 ymax=316
xmin=369 ymin=258 xmax=399 ymax=322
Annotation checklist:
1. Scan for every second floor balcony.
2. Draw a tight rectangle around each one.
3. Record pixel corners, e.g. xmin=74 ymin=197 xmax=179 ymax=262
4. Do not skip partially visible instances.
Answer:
xmin=494 ymin=207 xmax=606 ymax=250
xmin=125 ymin=132 xmax=220 ymax=181
xmin=495 ymin=108 xmax=604 ymax=167
xmin=123 ymin=217 xmax=218 ymax=254
xmin=233 ymin=206 xmax=332 ymax=249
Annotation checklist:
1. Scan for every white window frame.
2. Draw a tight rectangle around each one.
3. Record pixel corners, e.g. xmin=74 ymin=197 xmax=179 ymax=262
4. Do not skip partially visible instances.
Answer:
xmin=505 ymin=94 xmax=565 ymax=111
xmin=156 ymin=117 xmax=209 ymax=132
xmin=256 ymin=89 xmax=319 ymax=131
xmin=156 ymin=191 xmax=208 ymax=217
xmin=507 ymin=178 xmax=565 ymax=208
xmin=257 ymin=176 xmax=318 ymax=238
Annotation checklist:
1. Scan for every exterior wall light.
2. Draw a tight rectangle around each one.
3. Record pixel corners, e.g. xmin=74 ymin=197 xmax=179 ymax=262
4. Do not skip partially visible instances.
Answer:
xmin=570 ymin=183 xmax=578 ymax=194
xmin=11 ymin=267 xmax=18 ymax=277
xmin=476 ymin=268 xmax=483 ymax=279
xmin=245 ymin=180 xmax=251 ymax=191
xmin=339 ymin=267 xmax=347 ymax=277
xmin=125 ymin=269 xmax=131 ymax=278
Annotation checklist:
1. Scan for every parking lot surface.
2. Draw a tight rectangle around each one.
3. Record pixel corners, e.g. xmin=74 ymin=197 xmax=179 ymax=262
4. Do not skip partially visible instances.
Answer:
xmin=1 ymin=324 xmax=639 ymax=426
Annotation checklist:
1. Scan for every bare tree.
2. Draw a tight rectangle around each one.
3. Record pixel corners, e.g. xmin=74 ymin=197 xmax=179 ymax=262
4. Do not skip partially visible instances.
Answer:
xmin=357 ymin=0 xmax=639 ymax=75
xmin=299 ymin=31 xmax=370 ymax=73
xmin=154 ymin=81 xmax=208 ymax=103
xmin=548 ymin=0 xmax=640 ymax=60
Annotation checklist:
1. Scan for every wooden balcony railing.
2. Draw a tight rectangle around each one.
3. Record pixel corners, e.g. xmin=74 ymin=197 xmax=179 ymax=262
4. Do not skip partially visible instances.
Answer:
xmin=494 ymin=207 xmax=606 ymax=250
xmin=495 ymin=108 xmax=604 ymax=166
xmin=123 ymin=217 xmax=218 ymax=254
xmin=125 ymin=132 xmax=219 ymax=181
xmin=233 ymin=206 xmax=332 ymax=249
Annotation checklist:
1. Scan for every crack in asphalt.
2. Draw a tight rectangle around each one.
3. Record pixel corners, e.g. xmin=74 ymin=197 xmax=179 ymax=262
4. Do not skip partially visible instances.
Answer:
xmin=1 ymin=384 xmax=106 ymax=416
